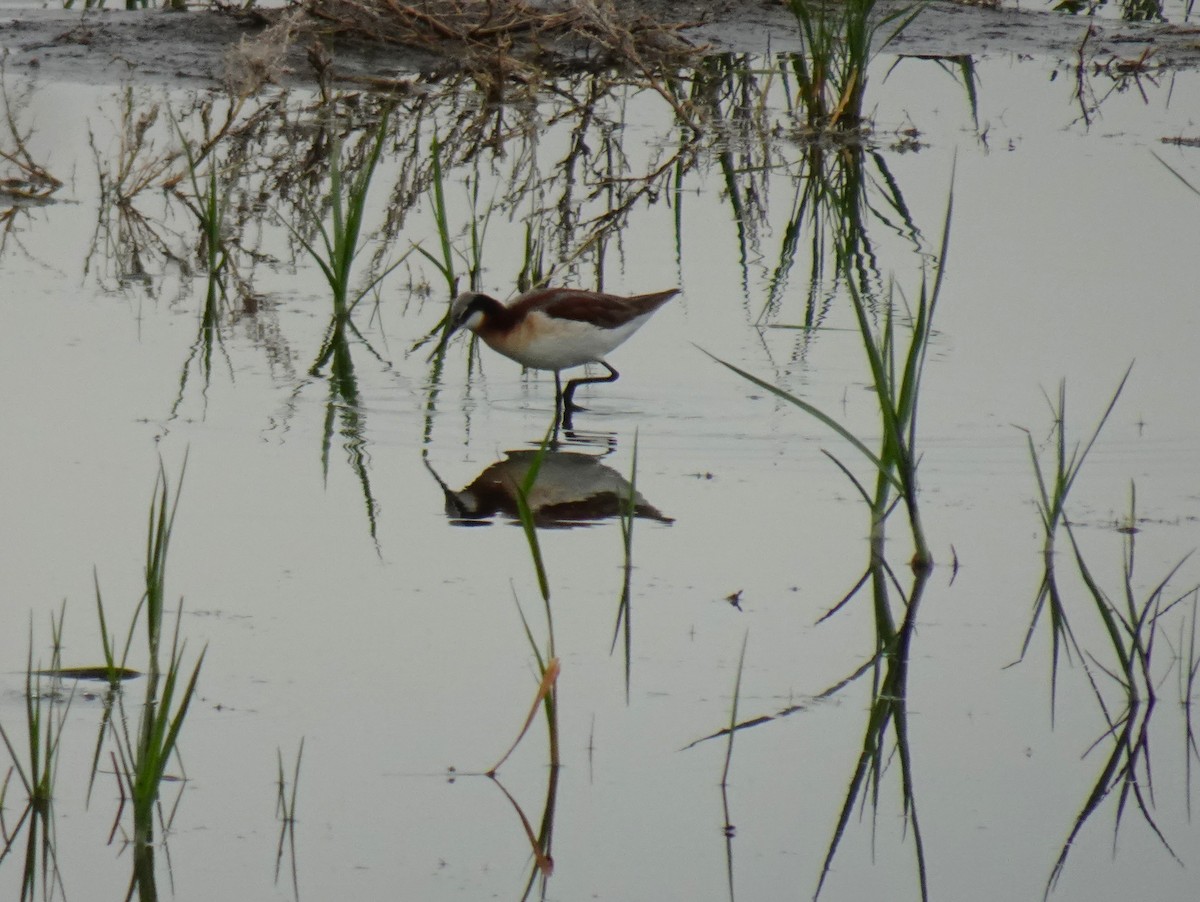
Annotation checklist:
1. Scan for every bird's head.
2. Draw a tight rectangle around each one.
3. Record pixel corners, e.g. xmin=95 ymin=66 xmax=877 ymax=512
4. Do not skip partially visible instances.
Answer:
xmin=449 ymin=292 xmax=492 ymax=335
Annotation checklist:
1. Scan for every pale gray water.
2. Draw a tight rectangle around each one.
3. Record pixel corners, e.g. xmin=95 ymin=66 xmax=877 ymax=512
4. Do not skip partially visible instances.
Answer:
xmin=0 ymin=47 xmax=1198 ymax=902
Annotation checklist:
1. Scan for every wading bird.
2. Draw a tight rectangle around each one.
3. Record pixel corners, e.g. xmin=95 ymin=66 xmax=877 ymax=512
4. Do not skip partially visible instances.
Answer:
xmin=448 ymin=286 xmax=678 ymax=418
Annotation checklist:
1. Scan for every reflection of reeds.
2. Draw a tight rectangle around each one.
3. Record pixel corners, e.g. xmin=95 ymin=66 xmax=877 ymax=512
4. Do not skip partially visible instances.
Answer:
xmin=1014 ymin=369 xmax=1200 ymax=894
xmin=721 ymin=632 xmax=748 ymax=791
xmin=289 ymin=105 xmax=413 ymax=543
xmin=1055 ymin=0 xmax=1164 ymax=23
xmin=609 ymin=434 xmax=667 ymax=700
xmin=93 ymin=91 xmax=181 ymax=210
xmin=0 ymin=609 xmax=71 ymax=819
xmin=0 ymin=65 xmax=63 ymax=208
xmin=719 ymin=632 xmax=748 ymax=902
xmin=1016 ymin=365 xmax=1132 ymax=714
xmin=275 ymin=738 xmax=304 ymax=899
xmin=683 ymin=561 xmax=934 ymax=902
xmin=1179 ymin=592 xmax=1200 ymax=817
xmin=816 ymin=560 xmax=931 ymax=900
xmin=0 ymin=609 xmax=72 ymax=902
xmin=613 ymin=431 xmax=640 ymax=700
xmin=1043 ymin=487 xmax=1195 ymax=898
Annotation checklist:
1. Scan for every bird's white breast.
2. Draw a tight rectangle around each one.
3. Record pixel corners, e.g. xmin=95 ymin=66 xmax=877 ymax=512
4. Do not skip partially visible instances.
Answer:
xmin=483 ymin=310 xmax=653 ymax=372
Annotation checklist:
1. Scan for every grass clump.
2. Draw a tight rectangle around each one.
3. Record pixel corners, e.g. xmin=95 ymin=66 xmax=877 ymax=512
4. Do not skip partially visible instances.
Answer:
xmin=0 ymin=607 xmax=74 ymax=902
xmin=0 ymin=608 xmax=72 ymax=818
xmin=705 ymin=176 xmax=952 ymax=569
xmin=1015 ymin=364 xmax=1133 ymax=713
xmin=786 ymin=0 xmax=922 ymax=132
xmin=114 ymin=462 xmax=206 ymax=840
xmin=291 ymin=105 xmax=399 ymax=324
xmin=0 ymin=615 xmax=71 ymax=899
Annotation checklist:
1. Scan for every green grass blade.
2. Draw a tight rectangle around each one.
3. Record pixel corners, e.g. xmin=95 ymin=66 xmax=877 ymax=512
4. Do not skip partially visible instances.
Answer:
xmin=698 ymin=346 xmax=901 ymax=491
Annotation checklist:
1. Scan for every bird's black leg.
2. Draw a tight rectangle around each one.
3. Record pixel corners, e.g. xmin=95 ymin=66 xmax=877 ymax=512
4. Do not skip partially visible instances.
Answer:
xmin=563 ymin=360 xmax=619 ymax=412
xmin=552 ymin=371 xmax=574 ymax=431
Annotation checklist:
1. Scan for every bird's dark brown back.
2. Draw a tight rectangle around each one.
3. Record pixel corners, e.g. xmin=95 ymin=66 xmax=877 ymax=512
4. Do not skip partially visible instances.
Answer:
xmin=515 ymin=288 xmax=678 ymax=329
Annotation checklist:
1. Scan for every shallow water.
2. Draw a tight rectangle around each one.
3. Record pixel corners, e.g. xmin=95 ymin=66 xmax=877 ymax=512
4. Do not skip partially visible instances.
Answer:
xmin=1 ymin=43 xmax=1199 ymax=902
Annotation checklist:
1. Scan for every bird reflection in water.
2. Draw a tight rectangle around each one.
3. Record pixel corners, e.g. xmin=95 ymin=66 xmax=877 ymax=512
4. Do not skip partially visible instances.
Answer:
xmin=426 ymin=449 xmax=674 ymax=528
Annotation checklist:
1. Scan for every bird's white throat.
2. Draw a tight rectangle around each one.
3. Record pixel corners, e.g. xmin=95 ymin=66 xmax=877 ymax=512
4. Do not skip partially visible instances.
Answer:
xmin=461 ymin=309 xmax=485 ymax=332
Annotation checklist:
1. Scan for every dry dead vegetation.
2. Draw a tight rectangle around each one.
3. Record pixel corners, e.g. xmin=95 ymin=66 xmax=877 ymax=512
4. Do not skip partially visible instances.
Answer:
xmin=228 ymin=0 xmax=708 ymax=95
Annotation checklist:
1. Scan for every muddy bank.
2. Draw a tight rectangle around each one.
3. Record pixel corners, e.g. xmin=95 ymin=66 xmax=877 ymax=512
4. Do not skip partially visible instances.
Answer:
xmin=0 ymin=1 xmax=1188 ymax=91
